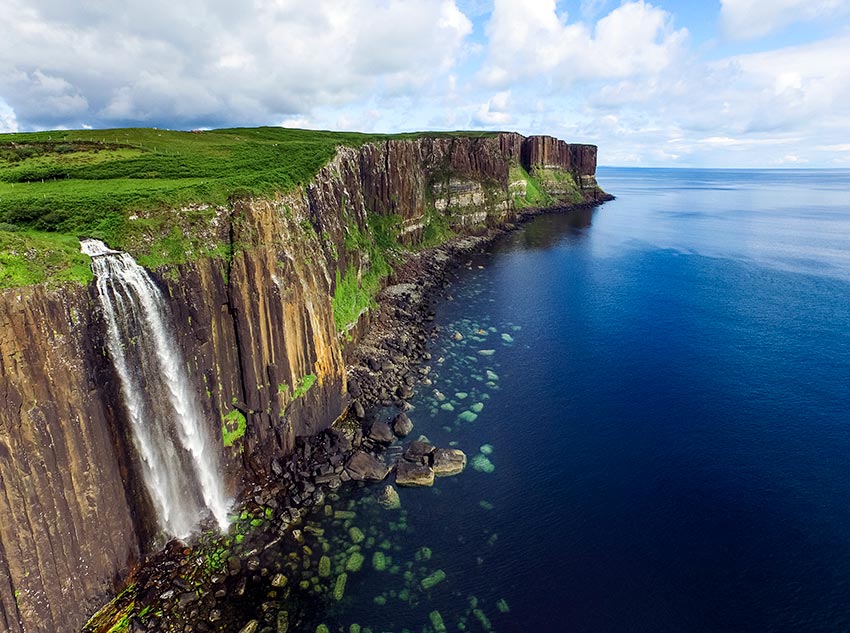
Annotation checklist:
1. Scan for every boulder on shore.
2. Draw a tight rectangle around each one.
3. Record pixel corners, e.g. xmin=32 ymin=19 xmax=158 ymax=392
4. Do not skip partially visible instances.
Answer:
xmin=396 ymin=461 xmax=435 ymax=487
xmin=433 ymin=448 xmax=466 ymax=477
xmin=345 ymin=451 xmax=389 ymax=481
xmin=391 ymin=412 xmax=414 ymax=438
xmin=368 ymin=420 xmax=395 ymax=444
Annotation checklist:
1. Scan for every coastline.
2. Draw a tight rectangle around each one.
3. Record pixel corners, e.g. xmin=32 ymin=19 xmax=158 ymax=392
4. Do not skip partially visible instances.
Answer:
xmin=83 ymin=197 xmax=611 ymax=632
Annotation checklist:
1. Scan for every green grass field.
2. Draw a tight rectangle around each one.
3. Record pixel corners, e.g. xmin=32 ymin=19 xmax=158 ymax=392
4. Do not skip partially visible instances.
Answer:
xmin=0 ymin=126 xmax=498 ymax=288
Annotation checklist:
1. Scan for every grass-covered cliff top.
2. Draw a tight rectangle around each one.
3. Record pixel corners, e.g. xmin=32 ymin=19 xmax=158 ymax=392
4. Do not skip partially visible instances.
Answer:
xmin=0 ymin=126 xmax=498 ymax=288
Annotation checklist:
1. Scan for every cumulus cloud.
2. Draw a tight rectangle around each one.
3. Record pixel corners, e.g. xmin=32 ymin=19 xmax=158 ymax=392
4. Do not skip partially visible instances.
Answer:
xmin=720 ymin=0 xmax=849 ymax=40
xmin=0 ymin=0 xmax=472 ymax=130
xmin=481 ymin=0 xmax=688 ymax=87
xmin=475 ymin=90 xmax=513 ymax=125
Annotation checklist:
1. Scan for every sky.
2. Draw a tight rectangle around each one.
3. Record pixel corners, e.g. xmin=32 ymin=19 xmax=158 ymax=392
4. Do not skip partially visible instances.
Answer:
xmin=1 ymin=0 xmax=850 ymax=167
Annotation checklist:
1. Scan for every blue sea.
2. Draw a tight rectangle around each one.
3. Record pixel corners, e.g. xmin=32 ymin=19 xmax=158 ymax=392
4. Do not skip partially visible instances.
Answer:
xmin=245 ymin=168 xmax=850 ymax=632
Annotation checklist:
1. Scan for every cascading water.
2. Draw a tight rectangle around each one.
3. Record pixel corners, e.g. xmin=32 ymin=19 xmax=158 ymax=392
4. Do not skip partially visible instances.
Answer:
xmin=81 ymin=238 xmax=230 ymax=538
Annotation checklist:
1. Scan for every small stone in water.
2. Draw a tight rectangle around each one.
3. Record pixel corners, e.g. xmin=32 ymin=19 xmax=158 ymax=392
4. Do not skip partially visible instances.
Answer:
xmin=486 ymin=370 xmax=499 ymax=381
xmin=430 ymin=611 xmax=448 ymax=633
xmin=421 ymin=569 xmax=446 ymax=589
xmin=415 ymin=546 xmax=432 ymax=561
xmin=372 ymin=551 xmax=388 ymax=571
xmin=346 ymin=552 xmax=365 ymax=572
xmin=480 ymin=444 xmax=494 ymax=455
xmin=478 ymin=349 xmax=496 ymax=356
xmin=496 ymin=598 xmax=510 ymax=613
xmin=374 ymin=595 xmax=387 ymax=605
xmin=479 ymin=500 xmax=494 ymax=511
xmin=470 ymin=402 xmax=484 ymax=413
xmin=319 ymin=555 xmax=331 ymax=577
xmin=455 ymin=391 xmax=469 ymax=400
xmin=501 ymin=333 xmax=514 ymax=343
xmin=457 ymin=411 xmax=478 ymax=423
xmin=440 ymin=403 xmax=455 ymax=412
xmin=333 ymin=573 xmax=347 ymax=601
xmin=270 ymin=573 xmax=288 ymax=587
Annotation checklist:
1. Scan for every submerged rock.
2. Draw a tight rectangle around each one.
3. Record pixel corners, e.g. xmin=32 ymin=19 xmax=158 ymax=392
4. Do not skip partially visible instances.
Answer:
xmin=433 ymin=448 xmax=466 ymax=477
xmin=421 ymin=569 xmax=446 ymax=590
xmin=396 ymin=461 xmax=435 ymax=487
xmin=376 ymin=484 xmax=402 ymax=510
xmin=471 ymin=453 xmax=495 ymax=473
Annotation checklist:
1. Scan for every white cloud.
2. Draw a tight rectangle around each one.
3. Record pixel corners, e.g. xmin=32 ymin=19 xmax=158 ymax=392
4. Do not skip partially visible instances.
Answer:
xmin=475 ymin=90 xmax=513 ymax=125
xmin=481 ymin=0 xmax=688 ymax=87
xmin=0 ymin=99 xmax=18 ymax=133
xmin=720 ymin=0 xmax=849 ymax=40
xmin=0 ymin=0 xmax=472 ymax=129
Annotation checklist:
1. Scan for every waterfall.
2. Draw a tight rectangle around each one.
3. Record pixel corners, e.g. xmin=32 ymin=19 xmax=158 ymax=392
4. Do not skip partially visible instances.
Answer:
xmin=81 ymin=239 xmax=230 ymax=538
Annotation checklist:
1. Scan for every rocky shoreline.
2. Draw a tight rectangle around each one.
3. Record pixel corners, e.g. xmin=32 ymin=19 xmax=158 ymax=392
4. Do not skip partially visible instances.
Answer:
xmin=83 ymin=200 xmax=606 ymax=633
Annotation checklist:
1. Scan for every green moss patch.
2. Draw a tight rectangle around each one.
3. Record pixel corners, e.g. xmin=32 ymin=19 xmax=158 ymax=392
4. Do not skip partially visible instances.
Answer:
xmin=221 ymin=409 xmax=247 ymax=447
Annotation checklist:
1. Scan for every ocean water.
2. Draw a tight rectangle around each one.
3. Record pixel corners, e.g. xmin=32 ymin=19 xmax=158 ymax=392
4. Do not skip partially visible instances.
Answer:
xmin=241 ymin=168 xmax=850 ymax=632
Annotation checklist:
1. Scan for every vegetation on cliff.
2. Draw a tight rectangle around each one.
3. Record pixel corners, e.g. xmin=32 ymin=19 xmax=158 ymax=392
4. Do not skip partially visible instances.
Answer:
xmin=0 ymin=127 xmax=497 ymax=288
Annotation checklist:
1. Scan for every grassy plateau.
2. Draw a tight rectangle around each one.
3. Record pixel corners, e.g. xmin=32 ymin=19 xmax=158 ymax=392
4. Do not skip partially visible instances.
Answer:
xmin=0 ymin=127 xmax=497 ymax=288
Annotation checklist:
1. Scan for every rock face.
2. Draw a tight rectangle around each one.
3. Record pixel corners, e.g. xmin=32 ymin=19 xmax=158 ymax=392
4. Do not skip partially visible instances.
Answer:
xmin=0 ymin=132 xmax=605 ymax=632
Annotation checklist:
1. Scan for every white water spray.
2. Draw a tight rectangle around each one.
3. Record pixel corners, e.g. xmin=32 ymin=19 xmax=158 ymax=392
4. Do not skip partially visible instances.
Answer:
xmin=82 ymin=239 xmax=230 ymax=538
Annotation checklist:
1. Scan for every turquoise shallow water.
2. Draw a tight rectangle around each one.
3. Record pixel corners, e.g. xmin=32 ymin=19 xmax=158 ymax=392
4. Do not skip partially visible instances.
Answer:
xmin=240 ymin=168 xmax=850 ymax=632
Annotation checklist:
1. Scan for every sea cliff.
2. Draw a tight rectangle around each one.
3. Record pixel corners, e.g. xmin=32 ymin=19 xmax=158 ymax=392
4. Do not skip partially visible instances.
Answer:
xmin=0 ymin=131 xmax=607 ymax=632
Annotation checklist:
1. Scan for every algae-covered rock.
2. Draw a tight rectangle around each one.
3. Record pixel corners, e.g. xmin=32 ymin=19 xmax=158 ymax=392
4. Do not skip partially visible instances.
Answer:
xmin=479 ymin=444 xmax=494 ymax=455
xmin=346 ymin=551 xmax=365 ymax=572
xmin=429 ymin=610 xmax=448 ymax=633
xmin=415 ymin=546 xmax=432 ymax=561
xmin=473 ymin=608 xmax=492 ymax=630
xmin=277 ymin=610 xmax=290 ymax=632
xmin=239 ymin=621 xmax=259 ymax=633
xmin=372 ymin=551 xmax=388 ymax=571
xmin=319 ymin=555 xmax=331 ymax=577
xmin=457 ymin=410 xmax=478 ymax=423
xmin=270 ymin=573 xmax=288 ymax=587
xmin=333 ymin=573 xmax=348 ymax=601
xmin=455 ymin=392 xmax=469 ymax=400
xmin=421 ymin=569 xmax=446 ymax=589
xmin=486 ymin=370 xmax=499 ymax=381
xmin=335 ymin=510 xmax=357 ymax=520
xmin=501 ymin=333 xmax=514 ymax=343
xmin=471 ymin=453 xmax=495 ymax=473
xmin=440 ymin=402 xmax=455 ymax=412
xmin=349 ymin=526 xmax=365 ymax=543
xmin=496 ymin=598 xmax=510 ymax=613
xmin=433 ymin=448 xmax=466 ymax=477
xmin=478 ymin=349 xmax=496 ymax=356
xmin=479 ymin=500 xmax=494 ymax=511
xmin=470 ymin=402 xmax=484 ymax=413
xmin=316 ymin=625 xmax=330 ymax=633
xmin=349 ymin=625 xmax=361 ymax=633
xmin=374 ymin=595 xmax=387 ymax=605
xmin=377 ymin=484 xmax=401 ymax=509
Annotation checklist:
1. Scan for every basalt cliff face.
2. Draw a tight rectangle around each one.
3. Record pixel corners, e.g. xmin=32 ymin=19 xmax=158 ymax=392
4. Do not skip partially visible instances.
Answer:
xmin=0 ymin=133 xmax=606 ymax=632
